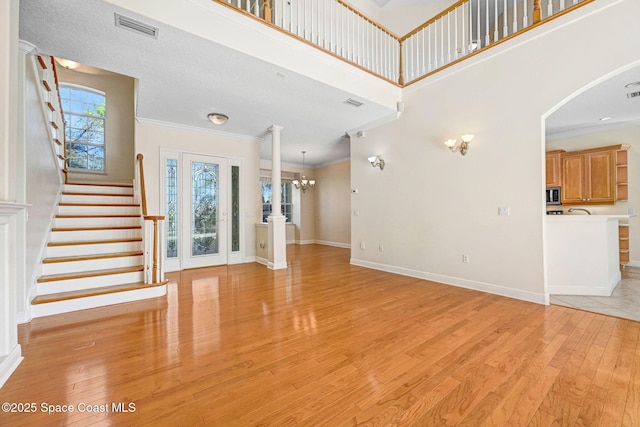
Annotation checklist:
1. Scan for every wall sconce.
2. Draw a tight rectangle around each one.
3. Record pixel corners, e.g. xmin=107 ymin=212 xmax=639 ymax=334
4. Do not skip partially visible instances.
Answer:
xmin=368 ymin=155 xmax=385 ymax=170
xmin=444 ymin=134 xmax=474 ymax=156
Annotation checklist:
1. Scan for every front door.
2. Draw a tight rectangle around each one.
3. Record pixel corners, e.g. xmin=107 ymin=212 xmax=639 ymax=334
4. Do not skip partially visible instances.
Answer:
xmin=181 ymin=153 xmax=228 ymax=269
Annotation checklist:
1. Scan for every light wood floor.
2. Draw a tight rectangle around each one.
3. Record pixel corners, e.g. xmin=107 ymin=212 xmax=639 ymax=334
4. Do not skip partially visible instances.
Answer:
xmin=1 ymin=245 xmax=639 ymax=426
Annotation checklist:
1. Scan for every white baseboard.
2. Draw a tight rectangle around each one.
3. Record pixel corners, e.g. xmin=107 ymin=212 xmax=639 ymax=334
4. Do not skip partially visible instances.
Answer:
xmin=296 ymin=240 xmax=316 ymax=245
xmin=626 ymin=260 xmax=640 ymax=268
xmin=350 ymin=258 xmax=546 ymax=305
xmin=255 ymin=256 xmax=267 ymax=266
xmin=548 ymin=271 xmax=621 ymax=296
xmin=243 ymin=256 xmax=256 ymax=263
xmin=314 ymin=240 xmax=351 ymax=249
xmin=0 ymin=345 xmax=23 ymax=389
xmin=268 ymin=261 xmax=288 ymax=270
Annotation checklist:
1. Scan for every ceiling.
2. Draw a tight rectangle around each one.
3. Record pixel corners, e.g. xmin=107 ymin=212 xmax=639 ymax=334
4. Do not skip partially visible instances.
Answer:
xmin=546 ymin=65 xmax=640 ymax=140
xmin=19 ymin=0 xmax=640 ymax=165
xmin=19 ymin=0 xmax=396 ymax=167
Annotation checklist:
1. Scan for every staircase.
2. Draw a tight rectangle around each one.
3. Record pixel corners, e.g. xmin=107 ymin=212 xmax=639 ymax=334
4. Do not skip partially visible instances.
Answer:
xmin=31 ymin=182 xmax=167 ymax=318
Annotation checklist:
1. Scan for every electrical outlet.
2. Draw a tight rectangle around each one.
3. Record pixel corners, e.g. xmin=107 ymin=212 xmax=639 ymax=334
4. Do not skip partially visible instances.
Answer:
xmin=629 ymin=208 xmax=636 ymax=215
xmin=353 ymin=210 xmax=360 ymax=217
xmin=360 ymin=242 xmax=366 ymax=250
xmin=498 ymin=206 xmax=510 ymax=216
xmin=462 ymin=254 xmax=470 ymax=263
xmin=379 ymin=244 xmax=384 ymax=252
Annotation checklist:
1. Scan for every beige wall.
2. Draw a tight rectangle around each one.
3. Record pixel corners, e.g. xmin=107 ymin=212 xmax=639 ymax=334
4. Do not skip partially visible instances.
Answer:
xmin=314 ymin=160 xmax=351 ymax=247
xmin=546 ymin=125 xmax=640 ymax=265
xmin=351 ymin=0 xmax=640 ymax=304
xmin=135 ymin=121 xmax=261 ymax=262
xmin=59 ymin=66 xmax=135 ymax=184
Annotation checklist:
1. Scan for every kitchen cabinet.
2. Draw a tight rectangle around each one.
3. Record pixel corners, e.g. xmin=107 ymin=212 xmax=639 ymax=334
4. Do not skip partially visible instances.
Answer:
xmin=561 ymin=145 xmax=629 ymax=205
xmin=545 ymin=150 xmax=563 ymax=187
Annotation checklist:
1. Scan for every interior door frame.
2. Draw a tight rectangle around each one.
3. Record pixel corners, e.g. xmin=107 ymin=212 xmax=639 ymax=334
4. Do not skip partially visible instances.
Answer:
xmin=160 ymin=148 xmax=244 ymax=272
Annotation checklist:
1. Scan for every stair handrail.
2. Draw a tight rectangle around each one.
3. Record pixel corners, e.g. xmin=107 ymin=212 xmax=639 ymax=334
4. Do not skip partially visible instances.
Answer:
xmin=136 ymin=153 xmax=164 ymax=284
xmin=51 ymin=56 xmax=69 ymax=183
xmin=136 ymin=153 xmax=148 ymax=216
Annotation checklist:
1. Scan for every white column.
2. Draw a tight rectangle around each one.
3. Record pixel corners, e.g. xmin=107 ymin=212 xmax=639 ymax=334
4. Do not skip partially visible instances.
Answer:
xmin=0 ymin=0 xmax=24 ymax=389
xmin=267 ymin=125 xmax=287 ymax=270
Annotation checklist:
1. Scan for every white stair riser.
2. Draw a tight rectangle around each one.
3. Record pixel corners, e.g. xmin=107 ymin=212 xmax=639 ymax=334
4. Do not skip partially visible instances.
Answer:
xmin=37 ymin=271 xmax=144 ymax=295
xmin=61 ymin=194 xmax=135 ymax=204
xmin=42 ymin=255 xmax=143 ymax=276
xmin=50 ymin=228 xmax=142 ymax=242
xmin=58 ymin=205 xmax=140 ymax=215
xmin=47 ymin=241 xmax=142 ymax=258
xmin=54 ymin=216 xmax=140 ymax=228
xmin=64 ymin=184 xmax=133 ymax=195
xmin=31 ymin=285 xmax=167 ymax=318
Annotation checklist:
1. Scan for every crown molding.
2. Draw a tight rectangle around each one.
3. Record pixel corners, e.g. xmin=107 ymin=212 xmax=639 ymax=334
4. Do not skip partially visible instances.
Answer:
xmin=135 ymin=117 xmax=263 ymax=143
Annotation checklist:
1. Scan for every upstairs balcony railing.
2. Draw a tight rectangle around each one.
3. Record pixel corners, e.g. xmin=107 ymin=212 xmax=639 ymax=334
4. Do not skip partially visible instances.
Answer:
xmin=216 ymin=0 xmax=592 ymax=86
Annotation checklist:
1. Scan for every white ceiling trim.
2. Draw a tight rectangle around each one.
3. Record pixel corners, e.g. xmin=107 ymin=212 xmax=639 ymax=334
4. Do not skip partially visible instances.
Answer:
xmin=545 ymin=119 xmax=640 ymax=141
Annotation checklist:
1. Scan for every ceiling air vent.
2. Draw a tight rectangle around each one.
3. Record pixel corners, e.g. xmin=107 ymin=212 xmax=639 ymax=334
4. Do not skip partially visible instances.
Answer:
xmin=627 ymin=91 xmax=640 ymax=99
xmin=114 ymin=13 xmax=159 ymax=39
xmin=343 ymin=98 xmax=364 ymax=107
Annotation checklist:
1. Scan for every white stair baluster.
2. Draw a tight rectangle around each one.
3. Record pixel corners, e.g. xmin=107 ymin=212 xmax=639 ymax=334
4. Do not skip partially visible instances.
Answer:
xmin=493 ymin=0 xmax=499 ymax=42
xmin=512 ymin=0 xmax=518 ymax=33
xmin=485 ymin=0 xmax=490 ymax=46
xmin=547 ymin=0 xmax=553 ymax=18
xmin=503 ymin=0 xmax=508 ymax=37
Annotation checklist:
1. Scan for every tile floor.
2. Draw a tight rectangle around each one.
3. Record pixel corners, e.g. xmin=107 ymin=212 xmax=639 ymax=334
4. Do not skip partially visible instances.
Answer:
xmin=550 ymin=266 xmax=640 ymax=322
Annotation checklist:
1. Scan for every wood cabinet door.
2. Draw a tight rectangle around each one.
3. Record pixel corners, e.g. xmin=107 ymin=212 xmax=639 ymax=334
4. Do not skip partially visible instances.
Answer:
xmin=561 ymin=154 xmax=586 ymax=204
xmin=586 ymin=150 xmax=615 ymax=203
xmin=545 ymin=153 xmax=561 ymax=187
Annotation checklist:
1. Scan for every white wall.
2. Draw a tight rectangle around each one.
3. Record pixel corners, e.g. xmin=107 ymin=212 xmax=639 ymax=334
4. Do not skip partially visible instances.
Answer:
xmin=314 ymin=160 xmax=351 ymax=247
xmin=0 ymin=0 xmax=23 ymax=389
xmin=24 ymin=54 xmax=62 ymax=308
xmin=135 ymin=120 xmax=261 ymax=262
xmin=60 ymin=66 xmax=135 ymax=184
xmin=546 ymin=125 xmax=640 ymax=265
xmin=351 ymin=0 xmax=640 ymax=304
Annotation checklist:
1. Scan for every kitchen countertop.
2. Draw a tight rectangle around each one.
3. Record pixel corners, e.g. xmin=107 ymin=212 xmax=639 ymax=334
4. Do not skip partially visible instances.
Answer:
xmin=546 ymin=214 xmax=635 ymax=221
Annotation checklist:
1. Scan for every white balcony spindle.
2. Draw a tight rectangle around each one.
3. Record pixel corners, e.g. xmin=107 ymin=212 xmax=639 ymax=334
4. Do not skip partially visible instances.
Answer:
xmin=523 ymin=0 xmax=529 ymax=26
xmin=477 ymin=0 xmax=481 ymax=48
xmin=513 ymin=0 xmax=518 ymax=33
xmin=547 ymin=0 xmax=553 ymax=18
xmin=503 ymin=0 xmax=508 ymax=37
xmin=447 ymin=12 xmax=451 ymax=63
xmin=485 ymin=0 xmax=489 ymax=46
xmin=493 ymin=0 xmax=498 ymax=42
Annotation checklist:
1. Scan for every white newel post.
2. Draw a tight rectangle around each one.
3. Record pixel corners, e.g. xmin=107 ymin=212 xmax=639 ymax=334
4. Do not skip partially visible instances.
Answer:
xmin=0 ymin=0 xmax=24 ymax=389
xmin=267 ymin=125 xmax=288 ymax=270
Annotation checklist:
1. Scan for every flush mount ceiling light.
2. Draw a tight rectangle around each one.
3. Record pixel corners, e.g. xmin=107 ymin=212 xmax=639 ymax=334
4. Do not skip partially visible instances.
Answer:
xmin=625 ymin=81 xmax=640 ymax=88
xmin=600 ymin=116 xmax=613 ymax=121
xmin=207 ymin=113 xmax=228 ymax=125
xmin=444 ymin=134 xmax=475 ymax=156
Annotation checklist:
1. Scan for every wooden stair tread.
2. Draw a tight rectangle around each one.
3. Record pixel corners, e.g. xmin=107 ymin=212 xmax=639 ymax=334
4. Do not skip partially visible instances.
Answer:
xmin=37 ymin=266 xmax=144 ymax=283
xmin=56 ymin=214 xmax=139 ymax=218
xmin=48 ymin=237 xmax=142 ymax=247
xmin=59 ymin=202 xmax=140 ymax=207
xmin=32 ymin=280 xmax=168 ymax=305
xmin=62 ymin=192 xmax=134 ymax=197
xmin=66 ymin=182 xmax=134 ymax=188
xmin=52 ymin=225 xmax=141 ymax=232
xmin=43 ymin=251 xmax=144 ymax=264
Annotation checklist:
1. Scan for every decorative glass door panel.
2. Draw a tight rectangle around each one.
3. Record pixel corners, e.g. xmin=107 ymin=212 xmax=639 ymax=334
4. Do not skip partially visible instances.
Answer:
xmin=181 ymin=154 xmax=227 ymax=268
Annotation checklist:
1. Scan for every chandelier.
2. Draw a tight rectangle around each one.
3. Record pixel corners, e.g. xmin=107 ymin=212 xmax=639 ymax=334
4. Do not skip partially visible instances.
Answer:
xmin=292 ymin=150 xmax=315 ymax=193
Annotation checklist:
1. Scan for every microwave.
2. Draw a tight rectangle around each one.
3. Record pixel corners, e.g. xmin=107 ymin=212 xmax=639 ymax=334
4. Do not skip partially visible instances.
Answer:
xmin=546 ymin=186 xmax=561 ymax=205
